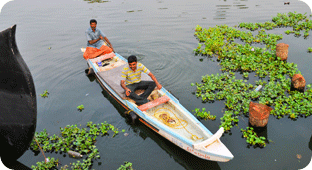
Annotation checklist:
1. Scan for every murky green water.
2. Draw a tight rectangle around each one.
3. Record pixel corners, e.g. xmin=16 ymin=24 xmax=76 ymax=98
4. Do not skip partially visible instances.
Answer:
xmin=0 ymin=0 xmax=311 ymax=169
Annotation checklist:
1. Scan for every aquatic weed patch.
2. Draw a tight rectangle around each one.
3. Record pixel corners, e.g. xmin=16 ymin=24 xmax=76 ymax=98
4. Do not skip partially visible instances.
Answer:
xmin=32 ymin=157 xmax=59 ymax=170
xmin=192 ymin=108 xmax=216 ymax=120
xmin=30 ymin=121 xmax=124 ymax=169
xmin=192 ymin=12 xmax=312 ymax=147
xmin=241 ymin=127 xmax=266 ymax=147
xmin=117 ymin=161 xmax=133 ymax=170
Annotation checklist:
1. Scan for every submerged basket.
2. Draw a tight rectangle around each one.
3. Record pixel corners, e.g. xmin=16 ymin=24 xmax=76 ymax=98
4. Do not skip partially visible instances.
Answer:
xmin=249 ymin=102 xmax=272 ymax=127
xmin=276 ymin=43 xmax=289 ymax=61
xmin=291 ymin=74 xmax=306 ymax=92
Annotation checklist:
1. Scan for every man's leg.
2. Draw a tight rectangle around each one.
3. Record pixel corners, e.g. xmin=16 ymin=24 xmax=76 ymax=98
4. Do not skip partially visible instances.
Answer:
xmin=126 ymin=83 xmax=147 ymax=105
xmin=137 ymin=81 xmax=156 ymax=99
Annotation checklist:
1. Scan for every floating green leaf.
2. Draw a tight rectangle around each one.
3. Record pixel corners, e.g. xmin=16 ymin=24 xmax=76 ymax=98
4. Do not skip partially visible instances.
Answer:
xmin=77 ymin=105 xmax=84 ymax=111
xmin=40 ymin=90 xmax=49 ymax=98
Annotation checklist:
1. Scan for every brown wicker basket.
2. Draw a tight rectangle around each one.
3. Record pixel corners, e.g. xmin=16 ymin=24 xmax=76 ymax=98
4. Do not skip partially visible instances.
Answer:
xmin=291 ymin=74 xmax=306 ymax=91
xmin=249 ymin=102 xmax=272 ymax=127
xmin=276 ymin=43 xmax=289 ymax=61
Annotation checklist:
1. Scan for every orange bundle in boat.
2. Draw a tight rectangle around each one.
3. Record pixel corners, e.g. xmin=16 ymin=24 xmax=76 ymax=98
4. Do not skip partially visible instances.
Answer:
xmin=83 ymin=45 xmax=113 ymax=59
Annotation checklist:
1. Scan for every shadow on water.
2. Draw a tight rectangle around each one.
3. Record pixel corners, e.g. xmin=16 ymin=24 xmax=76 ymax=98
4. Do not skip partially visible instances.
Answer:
xmin=247 ymin=122 xmax=269 ymax=148
xmin=98 ymin=82 xmax=221 ymax=170
xmin=248 ymin=122 xmax=268 ymax=140
xmin=135 ymin=123 xmax=221 ymax=170
xmin=309 ymin=135 xmax=312 ymax=151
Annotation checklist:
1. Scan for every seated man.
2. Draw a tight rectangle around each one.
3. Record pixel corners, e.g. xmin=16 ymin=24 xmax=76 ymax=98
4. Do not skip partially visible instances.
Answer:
xmin=83 ymin=19 xmax=114 ymax=59
xmin=120 ymin=55 xmax=162 ymax=105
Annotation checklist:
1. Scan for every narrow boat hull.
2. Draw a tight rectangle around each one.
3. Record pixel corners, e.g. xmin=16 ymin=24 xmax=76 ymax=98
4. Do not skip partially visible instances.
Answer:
xmin=83 ymin=50 xmax=233 ymax=162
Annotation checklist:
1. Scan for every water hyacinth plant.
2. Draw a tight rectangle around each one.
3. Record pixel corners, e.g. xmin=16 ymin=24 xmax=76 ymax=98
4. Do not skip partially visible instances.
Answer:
xmin=192 ymin=108 xmax=216 ymax=120
xmin=241 ymin=127 xmax=266 ymax=147
xmin=117 ymin=161 xmax=133 ymax=170
xmin=40 ymin=90 xmax=49 ymax=98
xmin=31 ymin=157 xmax=59 ymax=170
xmin=192 ymin=12 xmax=312 ymax=147
xmin=30 ymin=121 xmax=122 ymax=169
xmin=77 ymin=104 xmax=84 ymax=111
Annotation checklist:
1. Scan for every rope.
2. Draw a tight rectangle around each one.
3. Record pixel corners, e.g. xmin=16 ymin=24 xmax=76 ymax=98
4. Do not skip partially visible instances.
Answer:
xmin=154 ymin=107 xmax=203 ymax=141
xmin=124 ymin=92 xmax=203 ymax=141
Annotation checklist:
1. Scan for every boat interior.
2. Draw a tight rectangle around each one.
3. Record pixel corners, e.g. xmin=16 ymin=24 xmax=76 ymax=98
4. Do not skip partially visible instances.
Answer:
xmin=91 ymin=53 xmax=212 ymax=143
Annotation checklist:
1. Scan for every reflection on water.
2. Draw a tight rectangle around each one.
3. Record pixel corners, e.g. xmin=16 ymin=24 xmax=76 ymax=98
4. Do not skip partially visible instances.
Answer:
xmin=137 ymin=123 xmax=221 ymax=170
xmin=215 ymin=1 xmax=249 ymax=20
xmin=309 ymin=135 xmax=312 ymax=151
xmin=249 ymin=124 xmax=268 ymax=147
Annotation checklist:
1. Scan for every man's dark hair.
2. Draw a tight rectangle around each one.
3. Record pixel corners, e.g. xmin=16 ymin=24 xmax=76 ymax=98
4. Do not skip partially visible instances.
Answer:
xmin=128 ymin=55 xmax=137 ymax=63
xmin=90 ymin=19 xmax=97 ymax=24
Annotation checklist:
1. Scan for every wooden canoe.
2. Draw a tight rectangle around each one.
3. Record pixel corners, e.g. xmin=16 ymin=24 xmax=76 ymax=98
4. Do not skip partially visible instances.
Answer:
xmin=81 ymin=48 xmax=234 ymax=162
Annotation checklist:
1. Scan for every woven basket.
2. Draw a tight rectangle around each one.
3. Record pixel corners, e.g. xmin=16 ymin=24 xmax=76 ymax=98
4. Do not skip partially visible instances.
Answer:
xmin=291 ymin=74 xmax=306 ymax=91
xmin=249 ymin=102 xmax=272 ymax=127
xmin=276 ymin=43 xmax=289 ymax=61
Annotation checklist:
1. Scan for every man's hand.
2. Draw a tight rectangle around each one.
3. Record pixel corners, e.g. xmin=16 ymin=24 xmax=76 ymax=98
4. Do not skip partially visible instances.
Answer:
xmin=148 ymin=72 xmax=162 ymax=90
xmin=121 ymin=80 xmax=130 ymax=96
xmin=99 ymin=35 xmax=104 ymax=40
xmin=125 ymin=88 xmax=131 ymax=96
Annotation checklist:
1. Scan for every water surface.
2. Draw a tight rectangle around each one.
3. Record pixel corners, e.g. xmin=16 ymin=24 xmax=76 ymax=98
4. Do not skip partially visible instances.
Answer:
xmin=0 ymin=0 xmax=311 ymax=169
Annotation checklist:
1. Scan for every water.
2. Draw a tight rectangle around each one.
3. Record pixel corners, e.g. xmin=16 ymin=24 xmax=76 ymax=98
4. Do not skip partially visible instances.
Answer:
xmin=1 ymin=0 xmax=312 ymax=169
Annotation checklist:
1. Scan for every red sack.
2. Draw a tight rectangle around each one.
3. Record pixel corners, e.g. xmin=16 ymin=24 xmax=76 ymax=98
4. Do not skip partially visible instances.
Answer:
xmin=83 ymin=45 xmax=113 ymax=60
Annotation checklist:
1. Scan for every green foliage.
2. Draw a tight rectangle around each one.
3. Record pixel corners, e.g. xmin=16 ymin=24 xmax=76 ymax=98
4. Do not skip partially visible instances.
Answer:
xmin=117 ymin=161 xmax=133 ymax=170
xmin=308 ymin=47 xmax=312 ymax=52
xmin=192 ymin=12 xmax=312 ymax=132
xmin=77 ymin=105 xmax=84 ymax=111
xmin=271 ymin=88 xmax=312 ymax=119
xmin=193 ymin=108 xmax=216 ymax=120
xmin=220 ymin=111 xmax=239 ymax=131
xmin=243 ymin=72 xmax=249 ymax=78
xmin=40 ymin=90 xmax=49 ymax=98
xmin=31 ymin=157 xmax=59 ymax=170
xmin=30 ymin=121 xmax=120 ymax=169
xmin=241 ymin=127 xmax=266 ymax=147
xmin=195 ymin=25 xmax=202 ymax=32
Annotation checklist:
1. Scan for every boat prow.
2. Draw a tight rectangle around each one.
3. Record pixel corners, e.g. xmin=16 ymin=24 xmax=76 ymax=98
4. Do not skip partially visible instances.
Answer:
xmin=0 ymin=25 xmax=37 ymax=165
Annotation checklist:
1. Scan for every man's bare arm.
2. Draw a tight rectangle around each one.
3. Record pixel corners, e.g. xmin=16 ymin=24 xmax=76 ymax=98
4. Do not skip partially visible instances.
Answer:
xmin=148 ymin=72 xmax=162 ymax=90
xmin=121 ymin=80 xmax=131 ymax=96
xmin=104 ymin=37 xmax=114 ymax=51
xmin=88 ymin=36 xmax=101 ymax=45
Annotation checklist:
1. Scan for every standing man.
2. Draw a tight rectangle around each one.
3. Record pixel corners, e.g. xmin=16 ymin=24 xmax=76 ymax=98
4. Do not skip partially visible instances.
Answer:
xmin=83 ymin=19 xmax=114 ymax=59
xmin=121 ymin=55 xmax=162 ymax=105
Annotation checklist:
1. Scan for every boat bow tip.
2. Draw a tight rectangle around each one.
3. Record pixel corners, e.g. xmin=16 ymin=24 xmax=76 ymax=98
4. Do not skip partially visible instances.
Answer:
xmin=193 ymin=127 xmax=224 ymax=150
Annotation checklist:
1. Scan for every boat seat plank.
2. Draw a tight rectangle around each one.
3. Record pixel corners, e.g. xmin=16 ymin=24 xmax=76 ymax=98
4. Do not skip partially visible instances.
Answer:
xmin=97 ymin=65 xmax=153 ymax=99
xmin=138 ymin=95 xmax=170 ymax=111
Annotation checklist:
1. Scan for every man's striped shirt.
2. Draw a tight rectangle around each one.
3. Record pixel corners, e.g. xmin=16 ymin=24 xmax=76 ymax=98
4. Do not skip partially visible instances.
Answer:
xmin=121 ymin=63 xmax=150 ymax=85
